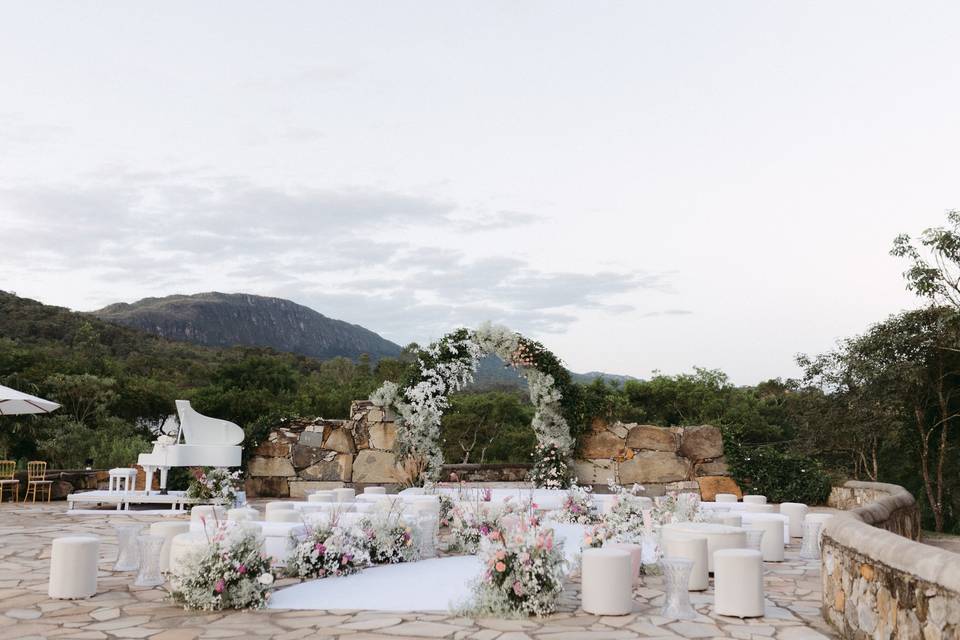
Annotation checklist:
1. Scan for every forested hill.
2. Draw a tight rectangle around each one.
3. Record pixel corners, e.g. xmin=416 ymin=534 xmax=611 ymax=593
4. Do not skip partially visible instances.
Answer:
xmin=92 ymin=291 xmax=635 ymax=387
xmin=94 ymin=292 xmax=403 ymax=362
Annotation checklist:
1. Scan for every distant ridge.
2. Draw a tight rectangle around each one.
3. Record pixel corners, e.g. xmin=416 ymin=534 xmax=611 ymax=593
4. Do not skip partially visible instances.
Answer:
xmin=94 ymin=292 xmax=403 ymax=362
xmin=94 ymin=292 xmax=637 ymax=387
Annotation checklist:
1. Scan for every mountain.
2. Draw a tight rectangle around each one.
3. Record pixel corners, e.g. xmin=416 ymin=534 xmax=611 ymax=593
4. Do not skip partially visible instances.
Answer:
xmin=93 ymin=292 xmax=636 ymax=387
xmin=94 ymin=292 xmax=403 ymax=362
xmin=570 ymin=371 xmax=640 ymax=385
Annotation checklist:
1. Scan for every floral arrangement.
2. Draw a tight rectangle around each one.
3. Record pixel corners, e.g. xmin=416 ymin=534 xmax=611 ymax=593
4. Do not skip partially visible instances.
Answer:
xmin=438 ymin=494 xmax=455 ymax=527
xmin=369 ymin=322 xmax=575 ymax=483
xmin=467 ymin=518 xmax=567 ymax=617
xmin=583 ymin=524 xmax=611 ymax=549
xmin=359 ymin=506 xmax=421 ymax=565
xmin=551 ymin=484 xmax=599 ymax=524
xmin=186 ymin=467 xmax=242 ymax=506
xmin=604 ymin=482 xmax=649 ymax=543
xmin=650 ymin=492 xmax=701 ymax=527
xmin=286 ymin=521 xmax=370 ymax=581
xmin=448 ymin=498 xmax=518 ymax=554
xmin=528 ymin=442 xmax=571 ymax=489
xmin=169 ymin=524 xmax=274 ymax=611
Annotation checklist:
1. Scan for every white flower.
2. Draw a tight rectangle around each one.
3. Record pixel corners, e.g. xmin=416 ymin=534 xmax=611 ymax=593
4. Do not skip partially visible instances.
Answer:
xmin=257 ymin=573 xmax=274 ymax=586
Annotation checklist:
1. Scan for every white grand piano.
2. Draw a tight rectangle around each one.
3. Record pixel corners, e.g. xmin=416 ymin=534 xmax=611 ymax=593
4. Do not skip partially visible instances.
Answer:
xmin=138 ymin=400 xmax=244 ymax=493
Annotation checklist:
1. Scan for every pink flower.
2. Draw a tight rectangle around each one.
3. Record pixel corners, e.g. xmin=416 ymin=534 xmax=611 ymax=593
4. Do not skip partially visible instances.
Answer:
xmin=214 ymin=579 xmax=225 ymax=593
xmin=513 ymin=581 xmax=523 ymax=596
xmin=237 ymin=564 xmax=247 ymax=574
xmin=495 ymin=561 xmax=506 ymax=572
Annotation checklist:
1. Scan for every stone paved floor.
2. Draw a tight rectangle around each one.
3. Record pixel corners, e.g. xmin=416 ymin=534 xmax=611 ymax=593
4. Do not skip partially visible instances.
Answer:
xmin=0 ymin=502 xmax=838 ymax=639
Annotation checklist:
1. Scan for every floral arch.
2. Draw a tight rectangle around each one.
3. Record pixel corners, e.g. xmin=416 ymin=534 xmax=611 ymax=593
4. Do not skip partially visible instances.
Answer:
xmin=369 ymin=322 xmax=576 ymax=486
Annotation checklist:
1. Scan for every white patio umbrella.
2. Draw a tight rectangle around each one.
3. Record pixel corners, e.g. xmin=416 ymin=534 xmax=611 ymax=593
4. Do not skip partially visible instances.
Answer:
xmin=0 ymin=384 xmax=60 ymax=416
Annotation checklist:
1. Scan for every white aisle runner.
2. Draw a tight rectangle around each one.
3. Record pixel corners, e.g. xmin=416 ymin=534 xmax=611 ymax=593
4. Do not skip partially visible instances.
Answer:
xmin=268 ymin=556 xmax=483 ymax=612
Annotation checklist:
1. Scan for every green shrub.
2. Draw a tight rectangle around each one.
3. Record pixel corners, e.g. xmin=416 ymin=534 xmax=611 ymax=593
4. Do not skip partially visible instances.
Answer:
xmin=726 ymin=444 xmax=832 ymax=504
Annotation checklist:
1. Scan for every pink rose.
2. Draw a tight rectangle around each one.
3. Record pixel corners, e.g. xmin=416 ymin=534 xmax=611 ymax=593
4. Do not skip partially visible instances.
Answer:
xmin=214 ymin=579 xmax=225 ymax=593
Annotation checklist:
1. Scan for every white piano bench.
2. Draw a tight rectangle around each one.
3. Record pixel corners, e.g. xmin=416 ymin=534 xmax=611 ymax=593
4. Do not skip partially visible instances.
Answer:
xmin=108 ymin=468 xmax=137 ymax=493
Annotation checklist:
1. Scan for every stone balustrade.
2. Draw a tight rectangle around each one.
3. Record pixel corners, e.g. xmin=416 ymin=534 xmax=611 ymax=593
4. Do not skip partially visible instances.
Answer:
xmin=821 ymin=480 xmax=960 ymax=639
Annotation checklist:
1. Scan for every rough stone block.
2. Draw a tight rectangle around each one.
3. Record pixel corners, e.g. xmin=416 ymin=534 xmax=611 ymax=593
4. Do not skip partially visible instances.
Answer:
xmin=579 ymin=429 xmax=625 ymax=459
xmin=369 ymin=423 xmax=396 ymax=450
xmin=253 ymin=441 xmax=291 ymax=458
xmin=678 ymin=425 xmax=724 ymax=461
xmin=247 ymin=456 xmax=296 ymax=478
xmin=291 ymin=444 xmax=333 ymax=469
xmin=572 ymin=459 xmax=616 ymax=485
xmin=625 ymin=425 xmax=678 ymax=452
xmin=298 ymin=430 xmax=326 ymax=448
xmin=301 ymin=453 xmax=353 ymax=482
xmin=323 ymin=428 xmax=357 ymax=454
xmin=696 ymin=475 xmax=742 ymax=501
xmin=618 ymin=451 xmax=687 ymax=484
xmin=352 ymin=450 xmax=398 ymax=483
xmin=694 ymin=456 xmax=730 ymax=476
xmin=244 ymin=476 xmax=289 ymax=498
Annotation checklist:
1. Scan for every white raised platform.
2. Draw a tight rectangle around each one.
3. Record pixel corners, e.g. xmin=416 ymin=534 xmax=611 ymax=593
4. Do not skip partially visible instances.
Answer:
xmin=269 ymin=556 xmax=482 ymax=612
xmin=66 ymin=490 xmax=191 ymax=512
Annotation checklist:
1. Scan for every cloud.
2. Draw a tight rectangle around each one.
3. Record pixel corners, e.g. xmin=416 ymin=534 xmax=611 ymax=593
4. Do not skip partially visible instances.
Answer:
xmin=639 ymin=309 xmax=694 ymax=318
xmin=452 ymin=210 xmax=541 ymax=232
xmin=0 ymin=173 xmax=678 ymax=341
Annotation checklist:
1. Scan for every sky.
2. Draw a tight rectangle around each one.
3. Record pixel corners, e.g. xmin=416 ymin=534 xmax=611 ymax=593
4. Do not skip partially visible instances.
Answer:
xmin=0 ymin=1 xmax=956 ymax=384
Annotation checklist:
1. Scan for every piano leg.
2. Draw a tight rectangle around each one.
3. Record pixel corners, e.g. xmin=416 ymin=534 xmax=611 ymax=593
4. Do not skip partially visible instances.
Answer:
xmin=159 ymin=467 xmax=170 ymax=495
xmin=142 ymin=465 xmax=154 ymax=494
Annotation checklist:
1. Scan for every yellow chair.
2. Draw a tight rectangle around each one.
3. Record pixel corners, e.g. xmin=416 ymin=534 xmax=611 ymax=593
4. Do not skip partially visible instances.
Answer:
xmin=0 ymin=461 xmax=18 ymax=503
xmin=23 ymin=461 xmax=52 ymax=503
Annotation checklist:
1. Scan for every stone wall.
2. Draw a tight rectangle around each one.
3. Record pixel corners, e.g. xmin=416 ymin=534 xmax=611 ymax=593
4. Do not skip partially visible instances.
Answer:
xmin=821 ymin=481 xmax=960 ymax=639
xmin=246 ymin=405 xmax=736 ymax=498
xmin=11 ymin=468 xmax=105 ymax=500
xmin=245 ymin=400 xmax=397 ymax=498
xmin=574 ymin=420 xmax=733 ymax=495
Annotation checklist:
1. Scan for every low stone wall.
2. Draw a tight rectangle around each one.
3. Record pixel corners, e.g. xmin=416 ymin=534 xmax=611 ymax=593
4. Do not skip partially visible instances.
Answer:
xmin=821 ymin=480 xmax=960 ymax=639
xmin=246 ymin=403 xmax=739 ymax=498
xmin=10 ymin=468 xmax=105 ymax=500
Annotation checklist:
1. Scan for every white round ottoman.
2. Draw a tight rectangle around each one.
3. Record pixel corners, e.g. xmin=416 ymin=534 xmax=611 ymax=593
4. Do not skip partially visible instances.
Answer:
xmin=748 ymin=518 xmax=784 ymax=562
xmin=333 ymin=488 xmax=356 ymax=503
xmin=741 ymin=513 xmax=790 ymax=544
xmin=661 ymin=535 xmax=709 ymax=591
xmin=744 ymin=503 xmax=776 ymax=513
xmin=715 ymin=493 xmax=738 ymax=503
xmin=266 ymin=509 xmax=304 ymax=523
xmin=49 ymin=536 xmax=99 ymax=599
xmin=308 ymin=491 xmax=335 ymax=502
xmin=713 ymin=549 xmax=764 ymax=617
xmin=190 ymin=505 xmax=227 ymax=524
xmin=581 ymin=548 xmax=634 ymax=615
xmin=742 ymin=494 xmax=767 ymax=505
xmin=606 ymin=542 xmax=642 ymax=583
xmin=662 ymin=522 xmax=747 ymax=572
xmin=227 ymin=507 xmax=260 ymax=522
xmin=352 ymin=502 xmax=375 ymax=514
xmin=264 ymin=501 xmax=295 ymax=514
xmin=148 ymin=521 xmax=190 ymax=573
xmin=364 ymin=486 xmax=387 ymax=495
xmin=719 ymin=514 xmax=742 ymax=527
xmin=779 ymin=503 xmax=809 ymax=538
xmin=168 ymin=533 xmax=209 ymax=584
xmin=356 ymin=493 xmax=391 ymax=504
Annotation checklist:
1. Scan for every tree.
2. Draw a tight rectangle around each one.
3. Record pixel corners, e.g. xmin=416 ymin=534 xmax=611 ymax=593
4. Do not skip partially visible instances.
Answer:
xmin=892 ymin=209 xmax=960 ymax=307
xmin=800 ymin=308 xmax=960 ymax=531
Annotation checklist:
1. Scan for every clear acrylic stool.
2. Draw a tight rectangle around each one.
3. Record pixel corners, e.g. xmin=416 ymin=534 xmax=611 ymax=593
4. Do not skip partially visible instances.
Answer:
xmin=113 ymin=523 xmax=143 ymax=571
xmin=660 ymin=557 xmax=697 ymax=620
xmin=134 ymin=534 xmax=165 ymax=586
xmin=800 ymin=521 xmax=822 ymax=559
